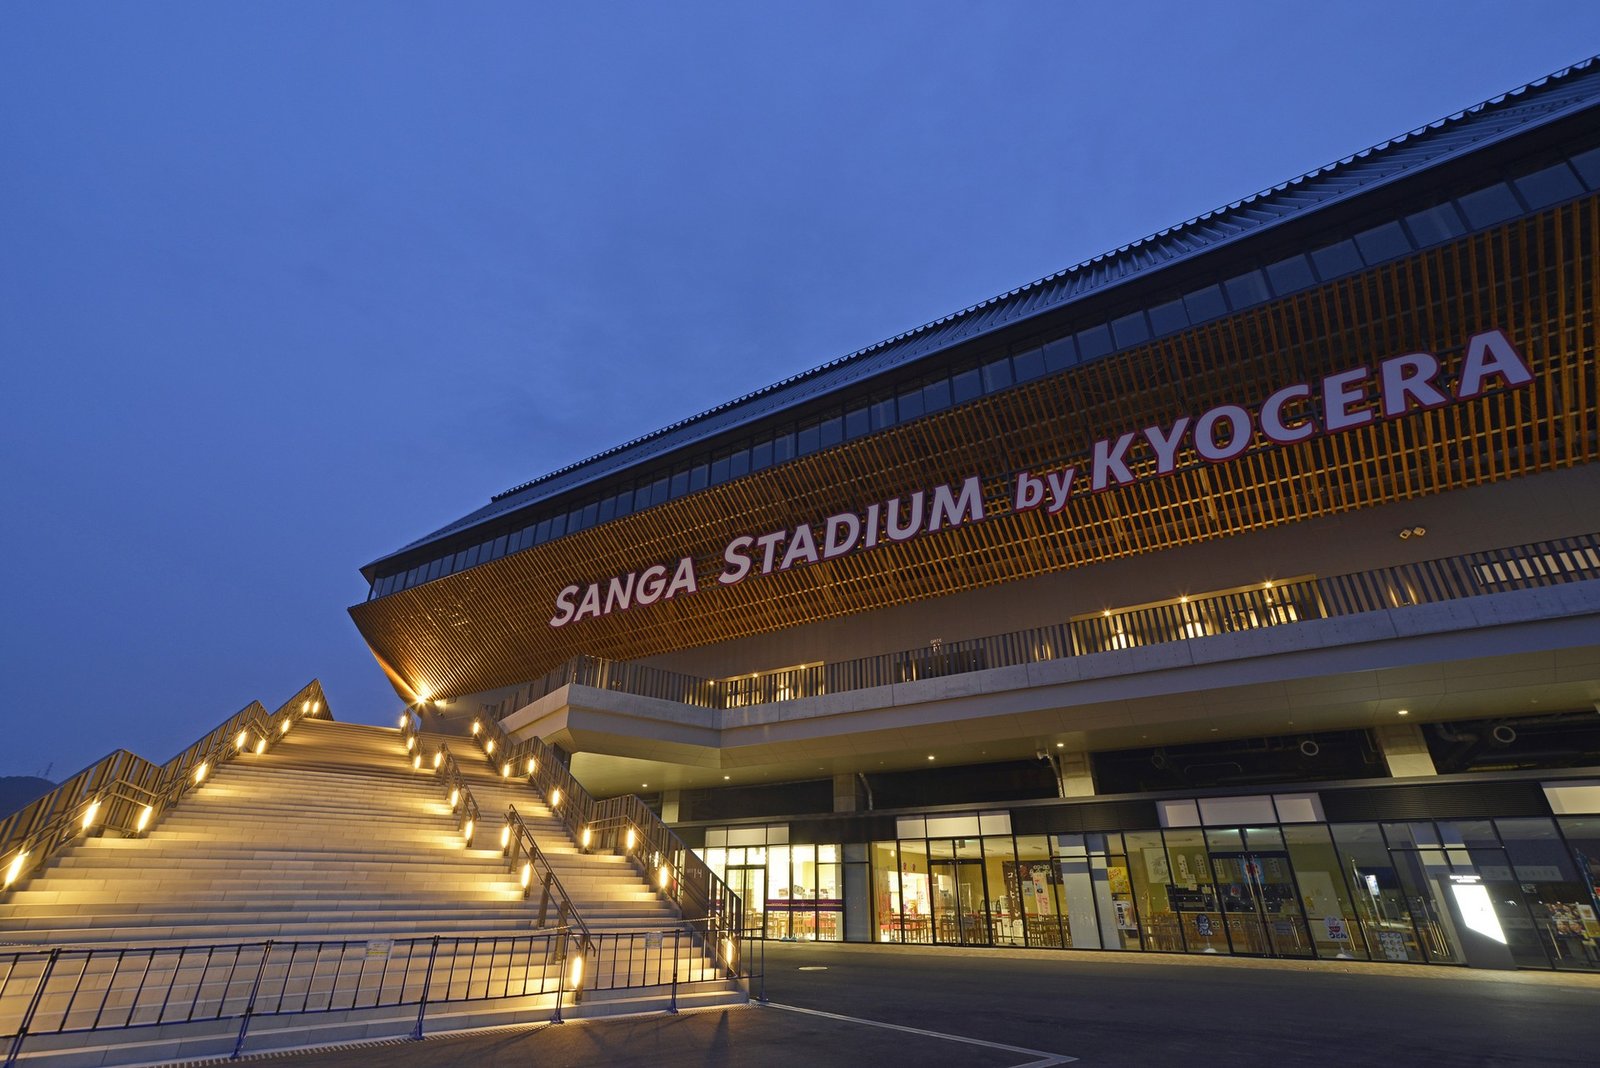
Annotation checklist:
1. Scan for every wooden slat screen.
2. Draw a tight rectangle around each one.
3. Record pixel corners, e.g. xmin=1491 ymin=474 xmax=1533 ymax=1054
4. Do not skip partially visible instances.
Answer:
xmin=350 ymin=194 xmax=1600 ymax=702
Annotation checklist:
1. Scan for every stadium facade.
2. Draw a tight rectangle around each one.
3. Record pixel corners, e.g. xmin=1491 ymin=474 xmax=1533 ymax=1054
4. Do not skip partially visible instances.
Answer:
xmin=352 ymin=60 xmax=1600 ymax=971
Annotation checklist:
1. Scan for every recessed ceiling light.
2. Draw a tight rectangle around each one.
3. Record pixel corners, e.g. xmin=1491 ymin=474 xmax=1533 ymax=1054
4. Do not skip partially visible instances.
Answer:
xmin=723 ymin=775 xmax=730 ymax=780
xmin=927 ymin=755 xmax=935 ymax=761
xmin=1055 ymin=742 xmax=1064 ymax=748
xmin=1397 ymin=709 xmax=1409 ymax=717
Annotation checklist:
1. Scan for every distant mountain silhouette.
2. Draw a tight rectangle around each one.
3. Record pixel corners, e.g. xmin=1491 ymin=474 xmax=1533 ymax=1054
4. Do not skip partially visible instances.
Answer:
xmin=0 ymin=777 xmax=55 ymax=818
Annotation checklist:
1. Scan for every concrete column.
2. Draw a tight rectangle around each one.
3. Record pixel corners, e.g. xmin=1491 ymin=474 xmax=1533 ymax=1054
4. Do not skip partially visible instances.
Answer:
xmin=833 ymin=773 xmax=862 ymax=813
xmin=661 ymin=789 xmax=681 ymax=823
xmin=1375 ymin=722 xmax=1438 ymax=777
xmin=1058 ymin=752 xmax=1096 ymax=797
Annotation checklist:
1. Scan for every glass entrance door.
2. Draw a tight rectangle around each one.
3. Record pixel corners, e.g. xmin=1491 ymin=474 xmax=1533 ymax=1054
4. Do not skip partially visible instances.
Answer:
xmin=728 ymin=865 xmax=766 ymax=939
xmin=1211 ymin=852 xmax=1314 ymax=957
xmin=930 ymin=857 xmax=990 ymax=945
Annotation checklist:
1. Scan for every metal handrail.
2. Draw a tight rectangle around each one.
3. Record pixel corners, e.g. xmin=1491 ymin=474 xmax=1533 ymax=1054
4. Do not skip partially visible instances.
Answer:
xmin=465 ymin=718 xmax=743 ymax=979
xmin=503 ymin=806 xmax=593 ymax=1002
xmin=1 ymin=680 xmax=330 ymax=896
xmin=487 ymin=531 xmax=1600 ymax=715
xmin=431 ymin=745 xmax=481 ymax=845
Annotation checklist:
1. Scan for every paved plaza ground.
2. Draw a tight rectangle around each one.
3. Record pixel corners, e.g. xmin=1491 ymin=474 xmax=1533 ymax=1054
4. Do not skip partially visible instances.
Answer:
xmin=247 ymin=941 xmax=1600 ymax=1067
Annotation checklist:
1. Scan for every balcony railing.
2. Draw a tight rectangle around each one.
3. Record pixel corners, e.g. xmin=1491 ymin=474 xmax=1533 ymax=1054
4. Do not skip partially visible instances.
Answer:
xmin=488 ymin=532 xmax=1600 ymax=715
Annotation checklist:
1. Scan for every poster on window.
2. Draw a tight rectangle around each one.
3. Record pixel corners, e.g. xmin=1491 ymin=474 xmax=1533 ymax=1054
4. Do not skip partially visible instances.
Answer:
xmin=1377 ymin=930 xmax=1410 ymax=961
xmin=1113 ymin=900 xmax=1138 ymax=930
xmin=1323 ymin=916 xmax=1351 ymax=941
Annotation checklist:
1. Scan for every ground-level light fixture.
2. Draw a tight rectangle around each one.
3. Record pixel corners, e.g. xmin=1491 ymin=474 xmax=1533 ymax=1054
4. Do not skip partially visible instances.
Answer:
xmin=486 ymin=739 xmax=496 ymax=756
xmin=449 ymin=788 xmax=460 ymax=809
xmin=235 ymin=731 xmax=249 ymax=750
xmin=412 ymin=753 xmax=422 ymax=770
xmin=502 ymin=762 xmax=512 ymax=778
xmin=568 ymin=955 xmax=584 ymax=990
xmin=136 ymin=805 xmax=153 ymax=833
xmin=625 ymin=827 xmax=637 ymax=851
xmin=472 ymin=720 xmax=482 ymax=735
xmin=3 ymin=852 xmax=27 ymax=889
xmin=550 ymin=788 xmax=562 ymax=809
xmin=194 ymin=763 xmax=209 ymax=784
xmin=433 ymin=750 xmax=443 ymax=769
xmin=255 ymin=737 xmax=267 ymax=755
xmin=520 ymin=861 xmax=532 ymax=890
xmin=463 ymin=819 xmax=474 ymax=844
xmin=500 ymin=824 xmax=511 ymax=850
xmin=581 ymin=826 xmax=592 ymax=848
xmin=81 ymin=799 xmax=101 ymax=832
xmin=279 ymin=719 xmax=290 ymax=735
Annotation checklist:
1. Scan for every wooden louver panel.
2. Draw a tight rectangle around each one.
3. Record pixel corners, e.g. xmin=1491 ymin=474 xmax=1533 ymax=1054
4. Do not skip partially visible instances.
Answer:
xmin=349 ymin=194 xmax=1600 ymax=702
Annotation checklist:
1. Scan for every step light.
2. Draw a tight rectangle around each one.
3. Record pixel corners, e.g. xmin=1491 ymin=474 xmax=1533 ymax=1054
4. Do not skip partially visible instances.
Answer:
xmin=568 ymin=955 xmax=584 ymax=990
xmin=502 ymin=762 xmax=512 ymax=778
xmin=3 ymin=851 xmax=26 ymax=889
xmin=412 ymin=753 xmax=422 ymax=770
xmin=398 ymin=713 xmax=410 ymax=728
xmin=433 ymin=751 xmax=443 ymax=769
xmin=486 ymin=739 xmax=496 ymax=756
xmin=657 ymin=865 xmax=671 ymax=889
xmin=581 ymin=826 xmax=592 ymax=849
xmin=194 ymin=763 xmax=209 ymax=784
xmin=448 ymin=788 xmax=460 ymax=810
xmin=234 ymin=730 xmax=249 ymax=751
xmin=135 ymin=806 xmax=153 ymax=833
xmin=520 ymin=861 xmax=532 ymax=890
xmin=279 ymin=719 xmax=290 ymax=735
xmin=500 ymin=823 xmax=511 ymax=850
xmin=81 ymin=799 xmax=101 ymax=832
xmin=406 ymin=735 xmax=416 ymax=752
xmin=625 ymin=827 xmax=637 ymax=851
xmin=463 ymin=819 xmax=474 ymax=844
xmin=472 ymin=720 xmax=482 ymax=736
xmin=526 ymin=757 xmax=537 ymax=776
xmin=255 ymin=737 xmax=267 ymax=755
xmin=550 ymin=788 xmax=562 ymax=810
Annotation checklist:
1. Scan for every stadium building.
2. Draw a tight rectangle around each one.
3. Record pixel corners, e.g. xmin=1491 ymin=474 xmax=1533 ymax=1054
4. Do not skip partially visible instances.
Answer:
xmin=352 ymin=61 xmax=1600 ymax=971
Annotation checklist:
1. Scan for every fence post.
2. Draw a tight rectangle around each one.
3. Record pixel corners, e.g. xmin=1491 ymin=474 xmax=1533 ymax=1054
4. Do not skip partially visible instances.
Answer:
xmin=230 ymin=941 xmax=274 ymax=1060
xmin=3 ymin=948 xmax=60 ymax=1068
xmin=668 ymin=930 xmax=679 ymax=1014
xmin=411 ymin=937 xmax=440 ymax=1040
xmin=550 ymin=929 xmax=567 ymax=1025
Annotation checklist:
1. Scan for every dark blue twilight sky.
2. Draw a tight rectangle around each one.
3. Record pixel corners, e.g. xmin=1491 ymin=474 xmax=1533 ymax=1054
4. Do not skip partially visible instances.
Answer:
xmin=3 ymin=3 xmax=1599 ymax=780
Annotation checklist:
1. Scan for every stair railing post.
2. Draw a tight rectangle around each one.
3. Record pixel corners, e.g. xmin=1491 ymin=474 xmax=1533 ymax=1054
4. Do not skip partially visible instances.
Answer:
xmin=230 ymin=940 xmax=273 ymax=1060
xmin=537 ymin=872 xmax=553 ymax=927
xmin=4 ymin=948 xmax=59 ymax=1068
xmin=411 ymin=936 xmax=440 ymax=1041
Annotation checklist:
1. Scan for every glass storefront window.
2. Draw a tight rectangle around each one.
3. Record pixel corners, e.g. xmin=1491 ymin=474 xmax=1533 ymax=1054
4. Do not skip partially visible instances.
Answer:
xmin=1099 ymin=834 xmax=1142 ymax=950
xmin=872 ymin=841 xmax=901 ymax=942
xmin=765 ymin=845 xmax=791 ymax=939
xmin=900 ymin=840 xmax=932 ymax=943
xmin=816 ymin=844 xmax=842 ymax=942
xmin=1335 ymin=824 xmax=1428 ymax=963
xmin=1283 ymin=825 xmax=1370 ymax=960
xmin=1554 ymin=817 xmax=1600 ymax=969
xmin=1163 ymin=829 xmax=1227 ymax=954
xmin=1124 ymin=831 xmax=1183 ymax=952
xmin=1014 ymin=836 xmax=1067 ymax=948
xmin=1496 ymin=818 xmax=1595 ymax=970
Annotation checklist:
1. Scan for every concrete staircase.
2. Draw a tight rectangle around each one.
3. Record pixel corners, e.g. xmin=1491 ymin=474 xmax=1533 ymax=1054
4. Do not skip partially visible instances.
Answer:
xmin=0 ymin=718 xmax=742 ymax=1066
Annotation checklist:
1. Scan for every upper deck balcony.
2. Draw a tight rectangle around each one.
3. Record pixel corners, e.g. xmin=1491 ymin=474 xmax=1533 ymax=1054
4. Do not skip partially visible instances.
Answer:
xmin=493 ymin=533 xmax=1600 ymax=795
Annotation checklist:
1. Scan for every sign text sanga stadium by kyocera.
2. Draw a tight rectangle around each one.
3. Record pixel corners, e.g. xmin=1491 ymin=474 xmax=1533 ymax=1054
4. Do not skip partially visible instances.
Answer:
xmin=548 ymin=328 xmax=1532 ymax=628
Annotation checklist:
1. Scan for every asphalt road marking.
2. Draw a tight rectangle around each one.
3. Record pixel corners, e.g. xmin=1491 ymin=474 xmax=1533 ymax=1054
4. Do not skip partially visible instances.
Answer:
xmin=763 ymin=1002 xmax=1077 ymax=1066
